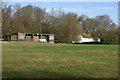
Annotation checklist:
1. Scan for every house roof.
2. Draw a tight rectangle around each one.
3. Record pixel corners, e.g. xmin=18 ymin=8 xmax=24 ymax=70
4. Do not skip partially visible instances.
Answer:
xmin=35 ymin=33 xmax=54 ymax=36
xmin=82 ymin=33 xmax=92 ymax=38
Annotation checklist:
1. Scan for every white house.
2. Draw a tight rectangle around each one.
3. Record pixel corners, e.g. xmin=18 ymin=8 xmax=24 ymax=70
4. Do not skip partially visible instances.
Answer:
xmin=72 ymin=35 xmax=100 ymax=43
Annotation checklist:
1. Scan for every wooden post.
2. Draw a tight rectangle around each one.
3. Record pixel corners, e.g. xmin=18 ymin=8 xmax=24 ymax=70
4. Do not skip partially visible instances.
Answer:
xmin=41 ymin=34 xmax=42 ymax=39
xmin=33 ymin=34 xmax=34 ymax=42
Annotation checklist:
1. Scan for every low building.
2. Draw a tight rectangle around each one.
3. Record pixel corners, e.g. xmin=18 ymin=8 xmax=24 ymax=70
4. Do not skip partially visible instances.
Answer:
xmin=4 ymin=35 xmax=11 ymax=41
xmin=33 ymin=33 xmax=54 ymax=43
xmin=4 ymin=33 xmax=54 ymax=43
xmin=10 ymin=33 xmax=26 ymax=41
xmin=11 ymin=33 xmax=18 ymax=41
xmin=25 ymin=33 xmax=34 ymax=42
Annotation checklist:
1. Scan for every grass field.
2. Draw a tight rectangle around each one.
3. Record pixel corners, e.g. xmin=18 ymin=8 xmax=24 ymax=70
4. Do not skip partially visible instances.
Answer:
xmin=2 ymin=41 xmax=118 ymax=78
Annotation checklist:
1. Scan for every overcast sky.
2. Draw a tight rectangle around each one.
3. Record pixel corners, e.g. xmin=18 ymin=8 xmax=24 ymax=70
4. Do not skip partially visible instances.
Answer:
xmin=4 ymin=2 xmax=118 ymax=25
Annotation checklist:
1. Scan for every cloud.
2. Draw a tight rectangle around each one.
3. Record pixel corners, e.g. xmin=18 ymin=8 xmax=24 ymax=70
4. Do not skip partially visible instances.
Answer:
xmin=62 ymin=8 xmax=89 ymax=12
xmin=93 ymin=7 xmax=116 ymax=11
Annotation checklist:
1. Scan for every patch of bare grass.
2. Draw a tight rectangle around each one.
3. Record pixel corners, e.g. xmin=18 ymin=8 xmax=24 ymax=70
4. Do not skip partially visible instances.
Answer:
xmin=75 ymin=49 xmax=117 ymax=56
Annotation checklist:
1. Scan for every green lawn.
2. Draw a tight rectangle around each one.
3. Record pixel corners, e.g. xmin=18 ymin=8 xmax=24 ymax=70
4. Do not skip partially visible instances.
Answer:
xmin=2 ymin=41 xmax=118 ymax=78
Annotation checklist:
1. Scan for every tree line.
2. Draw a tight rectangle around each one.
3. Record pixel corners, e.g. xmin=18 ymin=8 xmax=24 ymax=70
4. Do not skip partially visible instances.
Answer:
xmin=2 ymin=3 xmax=118 ymax=43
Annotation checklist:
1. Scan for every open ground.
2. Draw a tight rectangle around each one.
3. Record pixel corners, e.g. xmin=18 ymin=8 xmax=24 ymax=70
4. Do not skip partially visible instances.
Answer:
xmin=2 ymin=42 xmax=118 ymax=78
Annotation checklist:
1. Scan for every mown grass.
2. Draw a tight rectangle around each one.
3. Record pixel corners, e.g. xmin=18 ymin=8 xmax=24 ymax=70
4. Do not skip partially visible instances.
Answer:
xmin=2 ymin=41 xmax=118 ymax=78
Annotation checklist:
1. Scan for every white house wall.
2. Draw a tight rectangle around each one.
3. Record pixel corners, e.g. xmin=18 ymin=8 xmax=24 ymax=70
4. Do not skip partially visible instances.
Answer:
xmin=79 ymin=38 xmax=94 ymax=43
